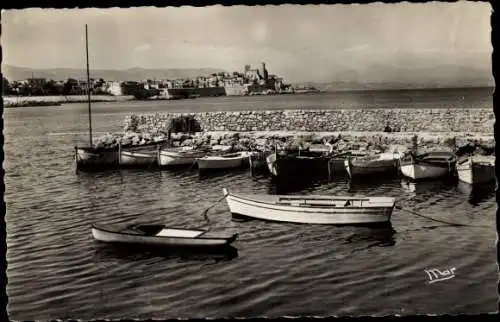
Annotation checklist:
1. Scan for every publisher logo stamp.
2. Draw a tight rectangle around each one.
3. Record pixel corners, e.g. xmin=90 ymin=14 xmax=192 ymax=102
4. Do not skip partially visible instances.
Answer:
xmin=425 ymin=267 xmax=456 ymax=284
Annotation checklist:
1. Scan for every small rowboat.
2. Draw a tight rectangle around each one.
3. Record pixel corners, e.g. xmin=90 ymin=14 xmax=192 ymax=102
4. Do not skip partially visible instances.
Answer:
xmin=74 ymin=146 xmax=119 ymax=170
xmin=399 ymin=151 xmax=457 ymax=181
xmin=327 ymin=150 xmax=371 ymax=175
xmin=197 ymin=151 xmax=253 ymax=170
xmin=266 ymin=150 xmax=330 ymax=178
xmin=345 ymin=152 xmax=403 ymax=178
xmin=456 ymin=155 xmax=495 ymax=185
xmin=118 ymin=144 xmax=158 ymax=167
xmin=223 ymin=188 xmax=395 ymax=225
xmin=158 ymin=146 xmax=208 ymax=166
xmin=92 ymin=223 xmax=238 ymax=247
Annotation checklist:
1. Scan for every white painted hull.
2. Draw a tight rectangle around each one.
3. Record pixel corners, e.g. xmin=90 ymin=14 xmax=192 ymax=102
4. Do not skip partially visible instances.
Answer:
xmin=266 ymin=153 xmax=278 ymax=176
xmin=399 ymin=163 xmax=450 ymax=180
xmin=399 ymin=151 xmax=456 ymax=180
xmin=197 ymin=152 xmax=251 ymax=170
xmin=119 ymin=151 xmax=157 ymax=165
xmin=92 ymin=227 xmax=235 ymax=247
xmin=223 ymin=189 xmax=394 ymax=225
xmin=158 ymin=150 xmax=206 ymax=166
xmin=457 ymin=156 xmax=496 ymax=185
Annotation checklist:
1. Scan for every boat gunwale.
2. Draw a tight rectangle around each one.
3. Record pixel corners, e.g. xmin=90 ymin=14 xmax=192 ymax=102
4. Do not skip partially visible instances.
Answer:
xmin=120 ymin=151 xmax=158 ymax=158
xmin=198 ymin=152 xmax=249 ymax=161
xmin=226 ymin=192 xmax=395 ymax=213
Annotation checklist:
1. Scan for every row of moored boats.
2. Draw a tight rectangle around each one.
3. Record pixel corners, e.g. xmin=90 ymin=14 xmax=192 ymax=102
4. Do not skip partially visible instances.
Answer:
xmin=88 ymin=146 xmax=495 ymax=249
xmin=76 ymin=142 xmax=496 ymax=185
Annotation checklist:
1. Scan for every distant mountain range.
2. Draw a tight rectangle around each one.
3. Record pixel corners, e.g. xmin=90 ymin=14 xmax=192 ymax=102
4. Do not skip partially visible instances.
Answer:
xmin=3 ymin=63 xmax=493 ymax=91
xmin=2 ymin=65 xmax=226 ymax=82
xmin=297 ymin=62 xmax=493 ymax=91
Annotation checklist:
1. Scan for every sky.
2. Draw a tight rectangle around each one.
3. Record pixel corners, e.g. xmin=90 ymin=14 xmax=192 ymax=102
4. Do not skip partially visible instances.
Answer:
xmin=1 ymin=2 xmax=493 ymax=83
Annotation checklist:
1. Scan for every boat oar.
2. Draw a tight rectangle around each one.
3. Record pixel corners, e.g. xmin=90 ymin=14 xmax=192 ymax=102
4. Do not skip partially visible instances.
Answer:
xmin=394 ymin=205 xmax=490 ymax=228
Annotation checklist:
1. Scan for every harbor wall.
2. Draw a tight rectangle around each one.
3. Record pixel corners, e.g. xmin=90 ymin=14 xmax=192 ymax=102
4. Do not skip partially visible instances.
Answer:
xmin=166 ymin=87 xmax=226 ymax=98
xmin=124 ymin=108 xmax=494 ymax=134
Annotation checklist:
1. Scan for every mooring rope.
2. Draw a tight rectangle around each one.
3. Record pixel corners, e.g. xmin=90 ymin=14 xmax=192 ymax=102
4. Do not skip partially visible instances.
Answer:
xmin=395 ymin=205 xmax=490 ymax=228
xmin=195 ymin=192 xmax=230 ymax=230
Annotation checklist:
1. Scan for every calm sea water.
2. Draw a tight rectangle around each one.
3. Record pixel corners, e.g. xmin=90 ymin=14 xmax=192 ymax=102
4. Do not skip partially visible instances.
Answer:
xmin=4 ymin=89 xmax=498 ymax=320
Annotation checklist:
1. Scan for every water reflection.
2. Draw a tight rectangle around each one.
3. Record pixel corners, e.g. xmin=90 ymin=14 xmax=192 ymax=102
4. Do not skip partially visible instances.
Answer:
xmin=93 ymin=243 xmax=239 ymax=263
xmin=456 ymin=181 xmax=497 ymax=206
xmin=198 ymin=167 xmax=250 ymax=180
xmin=399 ymin=178 xmax=457 ymax=197
xmin=346 ymin=177 xmax=399 ymax=194
xmin=343 ymin=225 xmax=397 ymax=248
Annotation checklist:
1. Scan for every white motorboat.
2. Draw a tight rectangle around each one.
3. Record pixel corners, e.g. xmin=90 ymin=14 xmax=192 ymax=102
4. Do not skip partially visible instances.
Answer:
xmin=456 ymin=155 xmax=495 ymax=185
xmin=399 ymin=151 xmax=457 ymax=181
xmin=222 ymin=188 xmax=395 ymax=225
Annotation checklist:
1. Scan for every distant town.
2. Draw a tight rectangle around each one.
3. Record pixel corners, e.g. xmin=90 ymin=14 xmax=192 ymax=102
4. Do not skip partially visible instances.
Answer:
xmin=2 ymin=63 xmax=320 ymax=100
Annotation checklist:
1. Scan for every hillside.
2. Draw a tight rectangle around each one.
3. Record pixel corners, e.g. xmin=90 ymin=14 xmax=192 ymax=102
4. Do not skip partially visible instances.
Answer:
xmin=295 ymin=63 xmax=493 ymax=91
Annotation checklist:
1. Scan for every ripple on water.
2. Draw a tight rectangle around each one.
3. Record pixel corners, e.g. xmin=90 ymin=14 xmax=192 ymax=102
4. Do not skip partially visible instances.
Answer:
xmin=5 ymin=95 xmax=498 ymax=320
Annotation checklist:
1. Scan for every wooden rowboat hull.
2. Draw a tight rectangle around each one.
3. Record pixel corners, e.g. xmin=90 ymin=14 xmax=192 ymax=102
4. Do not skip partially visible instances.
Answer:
xmin=457 ymin=156 xmax=496 ymax=185
xmin=119 ymin=151 xmax=157 ymax=166
xmin=74 ymin=147 xmax=119 ymax=171
xmin=92 ymin=224 xmax=237 ymax=247
xmin=399 ymin=163 xmax=451 ymax=180
xmin=197 ymin=152 xmax=251 ymax=170
xmin=158 ymin=150 xmax=207 ymax=166
xmin=345 ymin=159 xmax=399 ymax=178
xmin=399 ymin=151 xmax=457 ymax=181
xmin=223 ymin=188 xmax=394 ymax=225
xmin=266 ymin=152 xmax=330 ymax=178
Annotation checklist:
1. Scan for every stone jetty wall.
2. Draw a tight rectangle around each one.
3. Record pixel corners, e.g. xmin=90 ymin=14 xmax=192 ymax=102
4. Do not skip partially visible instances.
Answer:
xmin=91 ymin=108 xmax=495 ymax=155
xmin=123 ymin=108 xmax=494 ymax=134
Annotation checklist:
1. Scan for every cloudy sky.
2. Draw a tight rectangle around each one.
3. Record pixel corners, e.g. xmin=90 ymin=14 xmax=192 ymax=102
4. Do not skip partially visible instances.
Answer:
xmin=1 ymin=2 xmax=492 ymax=82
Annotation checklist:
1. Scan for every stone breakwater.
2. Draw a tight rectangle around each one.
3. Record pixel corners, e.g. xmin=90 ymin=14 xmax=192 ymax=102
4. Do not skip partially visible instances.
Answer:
xmin=95 ymin=130 xmax=494 ymax=157
xmin=123 ymin=108 xmax=494 ymax=133
xmin=92 ymin=109 xmax=495 ymax=156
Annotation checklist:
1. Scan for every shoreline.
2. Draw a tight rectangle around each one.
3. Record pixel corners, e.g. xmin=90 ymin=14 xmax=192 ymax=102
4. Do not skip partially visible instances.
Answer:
xmin=3 ymin=95 xmax=135 ymax=108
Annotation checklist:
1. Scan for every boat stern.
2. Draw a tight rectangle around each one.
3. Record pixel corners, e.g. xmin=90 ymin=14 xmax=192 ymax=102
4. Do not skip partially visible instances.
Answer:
xmin=344 ymin=158 xmax=352 ymax=177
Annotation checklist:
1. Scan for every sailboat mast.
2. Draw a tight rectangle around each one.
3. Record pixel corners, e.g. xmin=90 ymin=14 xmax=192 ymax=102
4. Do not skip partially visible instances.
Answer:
xmin=85 ymin=24 xmax=93 ymax=148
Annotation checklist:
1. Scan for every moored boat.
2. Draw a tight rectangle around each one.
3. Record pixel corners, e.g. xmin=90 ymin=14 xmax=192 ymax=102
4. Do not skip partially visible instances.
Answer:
xmin=158 ymin=146 xmax=209 ymax=167
xmin=118 ymin=144 xmax=158 ymax=167
xmin=197 ymin=151 xmax=253 ymax=170
xmin=345 ymin=152 xmax=403 ymax=178
xmin=75 ymin=146 xmax=119 ymax=170
xmin=222 ymin=188 xmax=395 ymax=225
xmin=456 ymin=155 xmax=495 ymax=185
xmin=399 ymin=151 xmax=457 ymax=181
xmin=92 ymin=223 xmax=238 ymax=247
xmin=328 ymin=150 xmax=371 ymax=175
xmin=266 ymin=149 xmax=330 ymax=179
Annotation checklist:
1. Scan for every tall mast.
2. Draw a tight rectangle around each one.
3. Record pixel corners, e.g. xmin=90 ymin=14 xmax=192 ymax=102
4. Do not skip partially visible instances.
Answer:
xmin=85 ymin=24 xmax=93 ymax=148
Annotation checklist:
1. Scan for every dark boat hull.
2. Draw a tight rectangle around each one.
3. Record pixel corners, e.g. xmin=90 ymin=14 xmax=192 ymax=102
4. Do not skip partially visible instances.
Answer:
xmin=267 ymin=151 xmax=331 ymax=180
